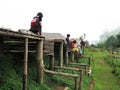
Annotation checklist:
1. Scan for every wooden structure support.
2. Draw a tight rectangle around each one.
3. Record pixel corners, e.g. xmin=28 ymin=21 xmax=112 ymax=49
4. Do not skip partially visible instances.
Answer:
xmin=0 ymin=28 xmax=44 ymax=90
xmin=49 ymin=55 xmax=54 ymax=70
xmin=0 ymin=36 xmax=3 ymax=54
xmin=71 ymin=51 xmax=75 ymax=62
xmin=79 ymin=56 xmax=92 ymax=66
xmin=65 ymin=51 xmax=69 ymax=66
xmin=114 ymin=56 xmax=120 ymax=60
xmin=43 ymin=40 xmax=54 ymax=70
xmin=44 ymin=69 xmax=79 ymax=90
xmin=110 ymin=54 xmax=120 ymax=61
xmin=59 ymin=42 xmax=63 ymax=67
xmin=69 ymin=63 xmax=88 ymax=75
xmin=54 ymin=66 xmax=83 ymax=90
xmin=42 ymin=33 xmax=65 ymax=68
xmin=36 ymin=40 xmax=44 ymax=84
xmin=70 ymin=50 xmax=92 ymax=66
xmin=23 ymin=38 xmax=28 ymax=90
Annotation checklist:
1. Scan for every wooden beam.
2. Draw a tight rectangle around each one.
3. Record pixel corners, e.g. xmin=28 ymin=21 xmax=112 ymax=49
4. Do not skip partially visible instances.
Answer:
xmin=59 ymin=42 xmax=63 ymax=67
xmin=44 ymin=69 xmax=78 ymax=90
xmin=79 ymin=56 xmax=92 ymax=66
xmin=71 ymin=51 xmax=75 ymax=62
xmin=23 ymin=38 xmax=28 ymax=90
xmin=69 ymin=63 xmax=87 ymax=75
xmin=49 ymin=55 xmax=54 ymax=70
xmin=0 ymin=36 xmax=3 ymax=54
xmin=65 ymin=51 xmax=69 ymax=66
xmin=54 ymin=66 xmax=80 ymax=71
xmin=75 ymin=77 xmax=78 ymax=90
xmin=0 ymin=30 xmax=44 ymax=40
xmin=44 ymin=69 xmax=78 ymax=78
xmin=36 ymin=39 xmax=44 ymax=84
xmin=54 ymin=66 xmax=83 ymax=90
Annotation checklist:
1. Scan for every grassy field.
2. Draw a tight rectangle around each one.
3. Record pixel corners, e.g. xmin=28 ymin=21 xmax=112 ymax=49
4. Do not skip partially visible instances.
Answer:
xmin=88 ymin=48 xmax=120 ymax=90
xmin=0 ymin=47 xmax=120 ymax=90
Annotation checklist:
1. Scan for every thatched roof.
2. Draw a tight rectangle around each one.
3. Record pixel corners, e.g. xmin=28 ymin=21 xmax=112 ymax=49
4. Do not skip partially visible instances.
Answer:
xmin=42 ymin=32 xmax=66 ymax=42
xmin=0 ymin=28 xmax=44 ymax=39
xmin=0 ymin=28 xmax=65 ymax=42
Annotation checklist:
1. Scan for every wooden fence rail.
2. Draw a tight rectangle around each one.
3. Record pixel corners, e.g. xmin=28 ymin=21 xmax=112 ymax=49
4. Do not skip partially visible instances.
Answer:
xmin=69 ymin=63 xmax=88 ymax=75
xmin=54 ymin=66 xmax=83 ymax=90
xmin=44 ymin=69 xmax=79 ymax=90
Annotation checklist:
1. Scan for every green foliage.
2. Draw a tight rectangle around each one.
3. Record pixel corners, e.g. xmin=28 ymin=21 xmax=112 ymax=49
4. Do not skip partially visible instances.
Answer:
xmin=0 ymin=49 xmax=93 ymax=90
xmin=0 ymin=54 xmax=22 ymax=90
xmin=116 ymin=34 xmax=120 ymax=47
xmin=0 ymin=54 xmax=52 ymax=90
xmin=98 ymin=33 xmax=120 ymax=52
xmin=105 ymin=35 xmax=118 ymax=48
xmin=112 ymin=67 xmax=120 ymax=79
xmin=106 ymin=56 xmax=120 ymax=79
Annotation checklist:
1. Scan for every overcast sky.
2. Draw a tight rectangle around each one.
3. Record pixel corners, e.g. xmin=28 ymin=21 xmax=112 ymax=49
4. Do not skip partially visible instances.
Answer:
xmin=0 ymin=0 xmax=120 ymax=44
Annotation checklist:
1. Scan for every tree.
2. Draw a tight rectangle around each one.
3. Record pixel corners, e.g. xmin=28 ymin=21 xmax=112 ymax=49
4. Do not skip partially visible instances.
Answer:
xmin=116 ymin=34 xmax=120 ymax=47
xmin=105 ymin=35 xmax=118 ymax=51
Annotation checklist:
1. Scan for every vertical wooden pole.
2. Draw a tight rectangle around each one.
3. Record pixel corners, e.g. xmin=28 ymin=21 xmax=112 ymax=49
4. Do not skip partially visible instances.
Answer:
xmin=36 ymin=39 xmax=44 ymax=84
xmin=59 ymin=42 xmax=63 ymax=67
xmin=49 ymin=55 xmax=54 ymax=70
xmin=75 ymin=77 xmax=78 ymax=90
xmin=0 ymin=36 xmax=3 ymax=54
xmin=80 ymin=70 xmax=83 ymax=90
xmin=88 ymin=57 xmax=91 ymax=66
xmin=85 ymin=65 xmax=87 ymax=75
xmin=82 ymin=46 xmax=85 ymax=55
xmin=23 ymin=38 xmax=28 ymax=90
xmin=66 ymin=51 xmax=69 ymax=66
xmin=71 ymin=51 xmax=74 ymax=62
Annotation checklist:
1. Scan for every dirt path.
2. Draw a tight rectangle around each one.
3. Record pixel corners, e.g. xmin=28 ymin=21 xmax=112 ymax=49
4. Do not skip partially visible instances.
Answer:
xmin=54 ymin=86 xmax=69 ymax=90
xmin=93 ymin=57 xmax=120 ymax=90
xmin=89 ymin=80 xmax=95 ymax=90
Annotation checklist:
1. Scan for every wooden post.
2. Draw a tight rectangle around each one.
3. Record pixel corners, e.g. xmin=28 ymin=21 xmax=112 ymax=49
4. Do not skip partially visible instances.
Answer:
xmin=80 ymin=70 xmax=83 ymax=90
xmin=36 ymin=39 xmax=44 ymax=84
xmin=54 ymin=66 xmax=83 ymax=90
xmin=59 ymin=42 xmax=63 ymax=67
xmin=75 ymin=77 xmax=78 ymax=90
xmin=88 ymin=57 xmax=91 ymax=66
xmin=23 ymin=38 xmax=28 ymax=90
xmin=85 ymin=65 xmax=87 ymax=75
xmin=66 ymin=51 xmax=69 ymax=66
xmin=82 ymin=46 xmax=85 ymax=55
xmin=49 ymin=55 xmax=54 ymax=70
xmin=0 ymin=36 xmax=3 ymax=54
xmin=71 ymin=51 xmax=74 ymax=62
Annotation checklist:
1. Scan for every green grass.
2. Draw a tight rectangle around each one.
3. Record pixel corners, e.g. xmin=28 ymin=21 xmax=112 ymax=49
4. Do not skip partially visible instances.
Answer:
xmin=89 ymin=48 xmax=120 ymax=90
xmin=0 ymin=53 xmax=92 ymax=90
xmin=1 ymin=47 xmax=120 ymax=90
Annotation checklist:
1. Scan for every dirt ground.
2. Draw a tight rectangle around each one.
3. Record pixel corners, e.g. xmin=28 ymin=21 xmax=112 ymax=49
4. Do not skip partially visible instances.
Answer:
xmin=54 ymin=86 xmax=69 ymax=90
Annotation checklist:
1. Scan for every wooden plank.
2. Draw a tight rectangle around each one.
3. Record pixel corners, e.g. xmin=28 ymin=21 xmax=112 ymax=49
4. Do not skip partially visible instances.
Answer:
xmin=0 ymin=30 xmax=44 ymax=40
xmin=69 ymin=63 xmax=87 ymax=75
xmin=44 ymin=69 xmax=78 ymax=78
xmin=43 ymin=41 xmax=54 ymax=51
xmin=54 ymin=66 xmax=80 ymax=71
xmin=23 ymin=38 xmax=28 ymax=90
xmin=44 ymin=69 xmax=79 ymax=90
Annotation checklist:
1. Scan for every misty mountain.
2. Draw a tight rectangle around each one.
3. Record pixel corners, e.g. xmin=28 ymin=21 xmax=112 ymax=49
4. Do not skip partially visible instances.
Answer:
xmin=99 ymin=27 xmax=120 ymax=42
